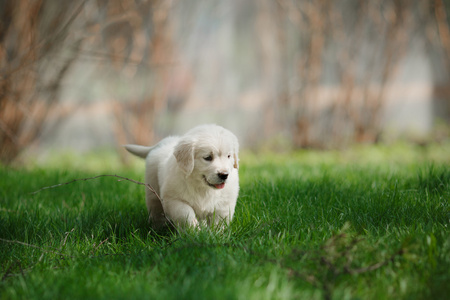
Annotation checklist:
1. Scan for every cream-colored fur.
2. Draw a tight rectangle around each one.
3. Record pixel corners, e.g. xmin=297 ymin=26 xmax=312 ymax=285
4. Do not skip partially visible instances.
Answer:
xmin=125 ymin=124 xmax=239 ymax=229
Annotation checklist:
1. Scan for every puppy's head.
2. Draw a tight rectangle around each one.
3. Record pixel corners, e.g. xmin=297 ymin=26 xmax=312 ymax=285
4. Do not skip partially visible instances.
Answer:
xmin=173 ymin=124 xmax=239 ymax=190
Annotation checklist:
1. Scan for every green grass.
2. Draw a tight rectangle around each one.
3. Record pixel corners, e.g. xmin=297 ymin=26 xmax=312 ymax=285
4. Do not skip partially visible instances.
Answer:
xmin=1 ymin=143 xmax=449 ymax=299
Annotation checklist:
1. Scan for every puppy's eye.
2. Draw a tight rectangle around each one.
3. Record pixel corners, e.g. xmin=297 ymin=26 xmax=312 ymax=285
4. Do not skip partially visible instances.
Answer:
xmin=227 ymin=154 xmax=231 ymax=159
xmin=204 ymin=155 xmax=213 ymax=161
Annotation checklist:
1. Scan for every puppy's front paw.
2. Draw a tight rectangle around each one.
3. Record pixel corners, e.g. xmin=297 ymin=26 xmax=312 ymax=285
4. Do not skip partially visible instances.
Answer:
xmin=191 ymin=218 xmax=200 ymax=228
xmin=170 ymin=216 xmax=200 ymax=229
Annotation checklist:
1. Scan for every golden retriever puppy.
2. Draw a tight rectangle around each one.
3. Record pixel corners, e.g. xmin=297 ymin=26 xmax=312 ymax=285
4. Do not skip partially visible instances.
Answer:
xmin=125 ymin=124 xmax=239 ymax=229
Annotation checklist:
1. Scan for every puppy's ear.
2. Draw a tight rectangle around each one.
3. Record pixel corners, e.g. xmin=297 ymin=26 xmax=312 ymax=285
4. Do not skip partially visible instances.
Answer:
xmin=174 ymin=138 xmax=195 ymax=176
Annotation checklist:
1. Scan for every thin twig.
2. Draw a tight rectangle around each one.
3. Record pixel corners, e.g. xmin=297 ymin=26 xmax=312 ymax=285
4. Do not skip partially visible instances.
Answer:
xmin=344 ymin=248 xmax=404 ymax=275
xmin=60 ymin=228 xmax=75 ymax=252
xmin=0 ymin=238 xmax=72 ymax=258
xmin=2 ymin=261 xmax=27 ymax=282
xmin=31 ymin=174 xmax=162 ymax=202
xmin=91 ymin=238 xmax=109 ymax=255
xmin=1 ymin=261 xmax=20 ymax=282
xmin=30 ymin=173 xmax=174 ymax=233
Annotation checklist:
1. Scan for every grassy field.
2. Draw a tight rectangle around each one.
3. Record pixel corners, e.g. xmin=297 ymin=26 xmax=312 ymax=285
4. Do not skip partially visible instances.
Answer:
xmin=1 ymin=143 xmax=449 ymax=299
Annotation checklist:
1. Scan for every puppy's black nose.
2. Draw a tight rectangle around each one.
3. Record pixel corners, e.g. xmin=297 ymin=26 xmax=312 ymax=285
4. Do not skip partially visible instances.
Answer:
xmin=218 ymin=172 xmax=229 ymax=180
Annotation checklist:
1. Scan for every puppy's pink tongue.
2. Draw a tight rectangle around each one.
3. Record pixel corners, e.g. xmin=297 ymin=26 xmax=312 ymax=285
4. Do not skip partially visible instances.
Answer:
xmin=215 ymin=183 xmax=225 ymax=189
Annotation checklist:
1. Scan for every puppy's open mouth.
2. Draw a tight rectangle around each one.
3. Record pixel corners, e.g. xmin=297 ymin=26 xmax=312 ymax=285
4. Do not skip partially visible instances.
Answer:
xmin=203 ymin=176 xmax=226 ymax=189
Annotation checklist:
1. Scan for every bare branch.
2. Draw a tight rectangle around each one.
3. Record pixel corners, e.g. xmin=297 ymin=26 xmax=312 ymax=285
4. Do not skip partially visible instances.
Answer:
xmin=1 ymin=261 xmax=26 ymax=282
xmin=30 ymin=174 xmax=162 ymax=202
xmin=91 ymin=238 xmax=109 ymax=255
xmin=344 ymin=248 xmax=404 ymax=275
xmin=0 ymin=238 xmax=72 ymax=258
xmin=60 ymin=228 xmax=75 ymax=252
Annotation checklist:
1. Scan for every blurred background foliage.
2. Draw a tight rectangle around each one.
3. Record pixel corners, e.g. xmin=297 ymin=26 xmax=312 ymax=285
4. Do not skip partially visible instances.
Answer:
xmin=0 ymin=0 xmax=449 ymax=164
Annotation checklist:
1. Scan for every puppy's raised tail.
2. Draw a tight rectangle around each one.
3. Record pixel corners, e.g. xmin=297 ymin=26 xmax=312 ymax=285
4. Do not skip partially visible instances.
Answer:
xmin=124 ymin=144 xmax=154 ymax=159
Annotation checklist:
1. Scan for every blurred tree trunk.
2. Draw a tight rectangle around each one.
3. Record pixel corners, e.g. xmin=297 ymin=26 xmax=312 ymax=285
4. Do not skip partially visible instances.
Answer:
xmin=278 ymin=0 xmax=416 ymax=148
xmin=0 ymin=0 xmax=83 ymax=164
xmin=433 ymin=0 xmax=450 ymax=126
xmin=99 ymin=0 xmax=176 ymax=164
xmin=0 ymin=0 xmax=176 ymax=164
